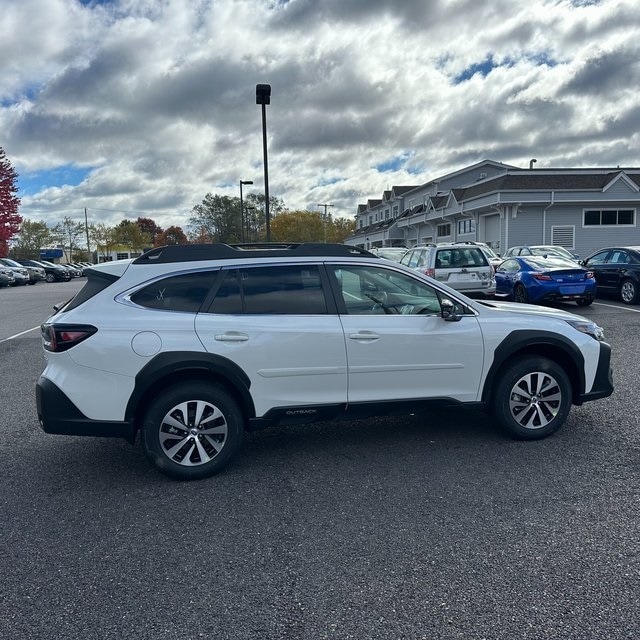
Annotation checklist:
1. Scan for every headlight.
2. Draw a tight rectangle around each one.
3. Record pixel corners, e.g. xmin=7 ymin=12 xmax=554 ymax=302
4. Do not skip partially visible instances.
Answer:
xmin=566 ymin=319 xmax=605 ymax=341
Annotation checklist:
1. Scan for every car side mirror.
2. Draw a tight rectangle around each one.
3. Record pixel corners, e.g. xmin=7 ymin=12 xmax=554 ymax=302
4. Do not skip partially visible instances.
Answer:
xmin=441 ymin=298 xmax=460 ymax=322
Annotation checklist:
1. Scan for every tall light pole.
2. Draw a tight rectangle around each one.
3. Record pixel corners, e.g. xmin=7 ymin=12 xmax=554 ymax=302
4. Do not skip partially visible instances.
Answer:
xmin=84 ymin=207 xmax=91 ymax=262
xmin=317 ymin=203 xmax=334 ymax=242
xmin=239 ymin=180 xmax=253 ymax=242
xmin=256 ymin=83 xmax=271 ymax=241
xmin=245 ymin=206 xmax=255 ymax=242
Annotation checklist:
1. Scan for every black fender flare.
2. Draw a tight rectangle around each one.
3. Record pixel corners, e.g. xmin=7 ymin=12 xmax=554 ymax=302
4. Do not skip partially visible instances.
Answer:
xmin=481 ymin=330 xmax=585 ymax=404
xmin=125 ymin=351 xmax=255 ymax=424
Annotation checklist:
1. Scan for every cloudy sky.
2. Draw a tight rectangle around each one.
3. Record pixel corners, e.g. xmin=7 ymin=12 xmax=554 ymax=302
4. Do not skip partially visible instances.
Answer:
xmin=2 ymin=0 xmax=639 ymax=231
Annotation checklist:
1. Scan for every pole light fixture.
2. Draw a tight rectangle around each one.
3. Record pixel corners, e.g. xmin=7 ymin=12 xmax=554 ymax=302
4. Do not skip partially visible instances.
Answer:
xmin=239 ymin=180 xmax=253 ymax=242
xmin=256 ymin=83 xmax=271 ymax=241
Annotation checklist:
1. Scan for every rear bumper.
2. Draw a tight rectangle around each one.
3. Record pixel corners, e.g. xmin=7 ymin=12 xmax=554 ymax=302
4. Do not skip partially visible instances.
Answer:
xmin=36 ymin=376 xmax=136 ymax=441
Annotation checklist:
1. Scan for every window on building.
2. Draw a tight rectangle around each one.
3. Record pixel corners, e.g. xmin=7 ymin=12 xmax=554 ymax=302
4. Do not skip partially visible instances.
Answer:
xmin=457 ymin=219 xmax=476 ymax=234
xmin=584 ymin=209 xmax=635 ymax=226
xmin=437 ymin=223 xmax=451 ymax=237
xmin=116 ymin=253 xmax=129 ymax=260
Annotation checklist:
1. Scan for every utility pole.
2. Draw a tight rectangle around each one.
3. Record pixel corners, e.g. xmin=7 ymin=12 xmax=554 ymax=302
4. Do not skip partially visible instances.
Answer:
xmin=84 ymin=208 xmax=91 ymax=263
xmin=317 ymin=204 xmax=334 ymax=242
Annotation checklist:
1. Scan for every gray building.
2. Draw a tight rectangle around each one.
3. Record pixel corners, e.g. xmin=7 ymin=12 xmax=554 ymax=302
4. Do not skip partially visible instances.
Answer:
xmin=346 ymin=160 xmax=640 ymax=259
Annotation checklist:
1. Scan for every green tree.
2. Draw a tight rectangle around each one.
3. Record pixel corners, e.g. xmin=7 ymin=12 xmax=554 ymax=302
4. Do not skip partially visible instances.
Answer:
xmin=327 ymin=216 xmax=356 ymax=243
xmin=189 ymin=194 xmax=241 ymax=243
xmin=0 ymin=146 xmax=22 ymax=257
xmin=113 ymin=219 xmax=152 ymax=253
xmin=270 ymin=210 xmax=324 ymax=243
xmin=54 ymin=216 xmax=85 ymax=262
xmin=270 ymin=210 xmax=356 ymax=244
xmin=10 ymin=219 xmax=53 ymax=259
xmin=156 ymin=225 xmax=188 ymax=245
xmin=90 ymin=223 xmax=117 ymax=262
xmin=244 ymin=193 xmax=286 ymax=241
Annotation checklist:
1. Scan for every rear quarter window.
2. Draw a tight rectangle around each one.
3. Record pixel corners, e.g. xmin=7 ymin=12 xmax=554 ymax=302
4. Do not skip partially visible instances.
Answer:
xmin=130 ymin=271 xmax=216 ymax=312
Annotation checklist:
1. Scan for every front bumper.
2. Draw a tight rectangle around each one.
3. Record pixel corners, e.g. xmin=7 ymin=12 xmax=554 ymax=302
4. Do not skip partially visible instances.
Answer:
xmin=576 ymin=341 xmax=614 ymax=404
xmin=36 ymin=376 xmax=136 ymax=442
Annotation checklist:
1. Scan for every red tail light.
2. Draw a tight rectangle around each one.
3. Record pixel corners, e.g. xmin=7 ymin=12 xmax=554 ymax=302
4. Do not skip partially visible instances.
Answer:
xmin=41 ymin=324 xmax=97 ymax=352
xmin=532 ymin=273 xmax=553 ymax=281
xmin=422 ymin=268 xmax=436 ymax=277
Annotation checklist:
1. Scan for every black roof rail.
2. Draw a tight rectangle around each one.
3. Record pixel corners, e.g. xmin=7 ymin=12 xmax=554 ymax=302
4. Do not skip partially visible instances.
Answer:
xmin=132 ymin=243 xmax=377 ymax=264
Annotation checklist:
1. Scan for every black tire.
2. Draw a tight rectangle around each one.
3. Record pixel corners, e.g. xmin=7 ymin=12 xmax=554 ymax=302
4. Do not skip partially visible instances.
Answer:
xmin=619 ymin=279 xmax=638 ymax=304
xmin=141 ymin=382 xmax=244 ymax=480
xmin=492 ymin=357 xmax=572 ymax=440
xmin=576 ymin=297 xmax=593 ymax=307
xmin=514 ymin=283 xmax=528 ymax=303
xmin=45 ymin=273 xmax=55 ymax=283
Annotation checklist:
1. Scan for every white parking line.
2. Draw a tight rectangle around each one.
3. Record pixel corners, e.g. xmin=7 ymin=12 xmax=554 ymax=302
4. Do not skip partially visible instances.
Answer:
xmin=0 ymin=326 xmax=41 ymax=343
xmin=593 ymin=301 xmax=640 ymax=313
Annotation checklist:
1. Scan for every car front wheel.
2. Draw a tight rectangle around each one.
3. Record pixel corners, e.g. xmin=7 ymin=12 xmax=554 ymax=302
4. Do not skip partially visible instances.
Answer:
xmin=141 ymin=382 xmax=244 ymax=480
xmin=492 ymin=357 xmax=572 ymax=440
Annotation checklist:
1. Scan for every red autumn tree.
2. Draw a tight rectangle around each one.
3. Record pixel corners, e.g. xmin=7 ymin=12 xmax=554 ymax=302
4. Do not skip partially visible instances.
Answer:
xmin=0 ymin=147 xmax=22 ymax=257
xmin=136 ymin=217 xmax=163 ymax=245
xmin=155 ymin=225 xmax=188 ymax=246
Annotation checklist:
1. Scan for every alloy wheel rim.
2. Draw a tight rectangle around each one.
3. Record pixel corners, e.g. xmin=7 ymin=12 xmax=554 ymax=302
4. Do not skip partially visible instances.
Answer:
xmin=515 ymin=286 xmax=527 ymax=303
xmin=158 ymin=400 xmax=228 ymax=466
xmin=508 ymin=371 xmax=562 ymax=429
xmin=621 ymin=282 xmax=635 ymax=302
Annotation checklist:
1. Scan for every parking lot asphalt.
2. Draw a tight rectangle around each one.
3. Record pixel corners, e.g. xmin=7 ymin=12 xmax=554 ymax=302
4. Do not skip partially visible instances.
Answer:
xmin=1 ymin=282 xmax=638 ymax=640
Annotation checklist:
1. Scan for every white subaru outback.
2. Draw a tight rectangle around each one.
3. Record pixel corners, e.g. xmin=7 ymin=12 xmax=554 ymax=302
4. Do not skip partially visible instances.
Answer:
xmin=37 ymin=243 xmax=613 ymax=480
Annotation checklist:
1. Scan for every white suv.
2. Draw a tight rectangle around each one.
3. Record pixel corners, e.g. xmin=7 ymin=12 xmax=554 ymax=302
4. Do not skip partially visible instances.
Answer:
xmin=37 ymin=243 xmax=613 ymax=480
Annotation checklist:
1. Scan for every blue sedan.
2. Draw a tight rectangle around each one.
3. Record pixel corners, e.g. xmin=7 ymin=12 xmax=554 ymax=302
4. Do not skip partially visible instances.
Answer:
xmin=495 ymin=256 xmax=597 ymax=306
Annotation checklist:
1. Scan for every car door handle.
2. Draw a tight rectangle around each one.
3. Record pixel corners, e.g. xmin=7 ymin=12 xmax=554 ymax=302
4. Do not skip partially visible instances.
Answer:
xmin=214 ymin=332 xmax=249 ymax=342
xmin=349 ymin=331 xmax=380 ymax=341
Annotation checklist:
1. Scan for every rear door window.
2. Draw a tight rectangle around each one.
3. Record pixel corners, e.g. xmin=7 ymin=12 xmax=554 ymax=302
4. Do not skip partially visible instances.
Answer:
xmin=207 ymin=265 xmax=328 ymax=315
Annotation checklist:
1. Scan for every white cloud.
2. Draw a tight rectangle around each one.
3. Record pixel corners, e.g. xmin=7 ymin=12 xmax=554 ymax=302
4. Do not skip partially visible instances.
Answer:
xmin=2 ymin=0 xmax=639 ymax=230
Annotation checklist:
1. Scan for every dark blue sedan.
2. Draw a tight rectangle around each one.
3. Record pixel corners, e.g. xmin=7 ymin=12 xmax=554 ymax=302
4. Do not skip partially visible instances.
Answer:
xmin=495 ymin=256 xmax=597 ymax=306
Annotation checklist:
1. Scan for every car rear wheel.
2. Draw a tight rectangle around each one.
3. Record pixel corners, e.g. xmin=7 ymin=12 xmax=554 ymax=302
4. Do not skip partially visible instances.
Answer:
xmin=492 ymin=357 xmax=572 ymax=440
xmin=620 ymin=279 xmax=638 ymax=304
xmin=45 ymin=273 xmax=55 ymax=283
xmin=576 ymin=297 xmax=593 ymax=307
xmin=514 ymin=283 xmax=528 ymax=303
xmin=141 ymin=382 xmax=244 ymax=480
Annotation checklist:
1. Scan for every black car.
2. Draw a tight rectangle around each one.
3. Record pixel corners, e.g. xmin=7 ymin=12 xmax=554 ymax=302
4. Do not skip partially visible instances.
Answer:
xmin=18 ymin=259 xmax=71 ymax=283
xmin=581 ymin=246 xmax=640 ymax=304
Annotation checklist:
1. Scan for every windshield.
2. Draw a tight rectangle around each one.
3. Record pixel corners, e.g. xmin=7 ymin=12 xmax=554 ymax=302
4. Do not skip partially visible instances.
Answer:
xmin=531 ymin=246 xmax=575 ymax=259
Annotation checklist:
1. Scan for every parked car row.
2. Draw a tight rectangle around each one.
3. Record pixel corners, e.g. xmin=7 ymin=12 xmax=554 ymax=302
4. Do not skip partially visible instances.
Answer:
xmin=371 ymin=242 xmax=640 ymax=306
xmin=0 ymin=259 xmax=91 ymax=287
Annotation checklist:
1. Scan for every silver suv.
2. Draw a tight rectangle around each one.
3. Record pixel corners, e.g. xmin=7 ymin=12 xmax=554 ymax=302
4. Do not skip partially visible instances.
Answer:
xmin=399 ymin=244 xmax=496 ymax=297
